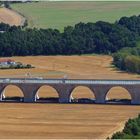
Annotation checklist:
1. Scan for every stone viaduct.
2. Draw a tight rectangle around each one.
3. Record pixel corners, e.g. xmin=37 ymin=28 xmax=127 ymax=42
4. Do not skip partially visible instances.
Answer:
xmin=0 ymin=78 xmax=140 ymax=104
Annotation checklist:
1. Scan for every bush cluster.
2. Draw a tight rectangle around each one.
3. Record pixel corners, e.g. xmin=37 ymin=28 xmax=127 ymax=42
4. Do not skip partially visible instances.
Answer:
xmin=111 ymin=114 xmax=140 ymax=139
xmin=113 ymin=46 xmax=140 ymax=74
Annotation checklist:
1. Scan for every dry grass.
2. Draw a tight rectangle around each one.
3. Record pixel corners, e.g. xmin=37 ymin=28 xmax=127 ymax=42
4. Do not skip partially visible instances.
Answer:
xmin=0 ymin=103 xmax=140 ymax=139
xmin=0 ymin=55 xmax=139 ymax=79
xmin=0 ymin=8 xmax=23 ymax=26
xmin=0 ymin=55 xmax=140 ymax=139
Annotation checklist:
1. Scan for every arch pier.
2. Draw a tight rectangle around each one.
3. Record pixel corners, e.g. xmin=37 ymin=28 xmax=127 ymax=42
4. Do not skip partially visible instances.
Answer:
xmin=0 ymin=79 xmax=140 ymax=104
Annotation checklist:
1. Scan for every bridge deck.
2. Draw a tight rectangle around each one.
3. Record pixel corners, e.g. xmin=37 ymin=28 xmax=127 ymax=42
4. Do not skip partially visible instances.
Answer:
xmin=0 ymin=78 xmax=140 ymax=85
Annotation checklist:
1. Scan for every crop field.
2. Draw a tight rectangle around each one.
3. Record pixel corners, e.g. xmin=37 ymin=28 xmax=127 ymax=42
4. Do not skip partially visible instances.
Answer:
xmin=0 ymin=55 xmax=140 ymax=138
xmin=11 ymin=1 xmax=140 ymax=30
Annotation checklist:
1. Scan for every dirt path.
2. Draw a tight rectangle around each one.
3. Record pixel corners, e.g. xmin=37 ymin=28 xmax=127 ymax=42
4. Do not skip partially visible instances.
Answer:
xmin=0 ymin=7 xmax=24 ymax=26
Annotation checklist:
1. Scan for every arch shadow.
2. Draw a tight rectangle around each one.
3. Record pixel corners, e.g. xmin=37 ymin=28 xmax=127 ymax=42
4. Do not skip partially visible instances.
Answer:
xmin=105 ymin=86 xmax=132 ymax=104
xmin=34 ymin=85 xmax=59 ymax=103
xmin=70 ymin=86 xmax=95 ymax=104
xmin=1 ymin=84 xmax=24 ymax=102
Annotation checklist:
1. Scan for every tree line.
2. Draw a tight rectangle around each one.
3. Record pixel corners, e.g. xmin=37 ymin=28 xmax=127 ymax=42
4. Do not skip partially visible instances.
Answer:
xmin=113 ymin=46 xmax=140 ymax=74
xmin=111 ymin=114 xmax=140 ymax=139
xmin=0 ymin=15 xmax=139 ymax=57
xmin=112 ymin=14 xmax=140 ymax=74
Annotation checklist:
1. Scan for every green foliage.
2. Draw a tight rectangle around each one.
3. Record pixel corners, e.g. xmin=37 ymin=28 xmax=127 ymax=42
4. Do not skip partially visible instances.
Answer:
xmin=26 ymin=64 xmax=32 ymax=68
xmin=0 ymin=14 xmax=140 ymax=57
xmin=110 ymin=14 xmax=140 ymax=74
xmin=125 ymin=56 xmax=140 ymax=73
xmin=0 ymin=63 xmax=34 ymax=70
xmin=118 ymin=15 xmax=140 ymax=36
xmin=0 ymin=1 xmax=11 ymax=8
xmin=0 ymin=15 xmax=137 ymax=56
xmin=4 ymin=1 xmax=10 ymax=8
xmin=113 ymin=41 xmax=140 ymax=74
xmin=111 ymin=115 xmax=140 ymax=139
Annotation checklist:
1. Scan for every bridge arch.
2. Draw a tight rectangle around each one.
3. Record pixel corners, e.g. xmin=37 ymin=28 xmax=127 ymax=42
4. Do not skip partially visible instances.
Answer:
xmin=0 ymin=84 xmax=24 ymax=102
xmin=70 ymin=86 xmax=95 ymax=103
xmin=34 ymin=85 xmax=59 ymax=103
xmin=105 ymin=86 xmax=132 ymax=104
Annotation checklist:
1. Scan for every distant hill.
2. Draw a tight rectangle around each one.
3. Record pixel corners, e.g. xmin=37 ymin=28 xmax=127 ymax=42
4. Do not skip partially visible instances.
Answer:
xmin=11 ymin=1 xmax=140 ymax=30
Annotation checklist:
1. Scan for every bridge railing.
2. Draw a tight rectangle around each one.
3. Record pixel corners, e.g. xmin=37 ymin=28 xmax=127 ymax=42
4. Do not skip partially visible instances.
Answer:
xmin=64 ymin=80 xmax=140 ymax=85
xmin=0 ymin=78 xmax=140 ymax=85
xmin=0 ymin=79 xmax=63 ymax=84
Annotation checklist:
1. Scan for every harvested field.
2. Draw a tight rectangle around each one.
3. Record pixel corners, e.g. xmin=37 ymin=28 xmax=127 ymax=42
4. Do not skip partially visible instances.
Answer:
xmin=0 ymin=55 xmax=139 ymax=79
xmin=0 ymin=7 xmax=23 ymax=26
xmin=0 ymin=55 xmax=140 ymax=139
xmin=0 ymin=103 xmax=140 ymax=139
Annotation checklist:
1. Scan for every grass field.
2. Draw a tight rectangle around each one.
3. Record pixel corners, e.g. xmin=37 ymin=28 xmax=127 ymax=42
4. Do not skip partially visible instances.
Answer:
xmin=11 ymin=1 xmax=140 ymax=30
xmin=0 ymin=55 xmax=140 ymax=138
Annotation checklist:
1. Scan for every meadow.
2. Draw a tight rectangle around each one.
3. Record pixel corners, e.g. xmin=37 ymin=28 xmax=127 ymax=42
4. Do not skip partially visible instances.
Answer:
xmin=11 ymin=1 xmax=140 ymax=30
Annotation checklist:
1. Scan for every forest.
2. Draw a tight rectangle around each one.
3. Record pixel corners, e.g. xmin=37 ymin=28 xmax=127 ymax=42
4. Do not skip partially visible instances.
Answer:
xmin=0 ymin=15 xmax=139 ymax=56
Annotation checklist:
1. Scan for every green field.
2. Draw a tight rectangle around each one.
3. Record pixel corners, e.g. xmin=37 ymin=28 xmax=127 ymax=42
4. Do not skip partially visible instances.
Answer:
xmin=11 ymin=1 xmax=140 ymax=30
